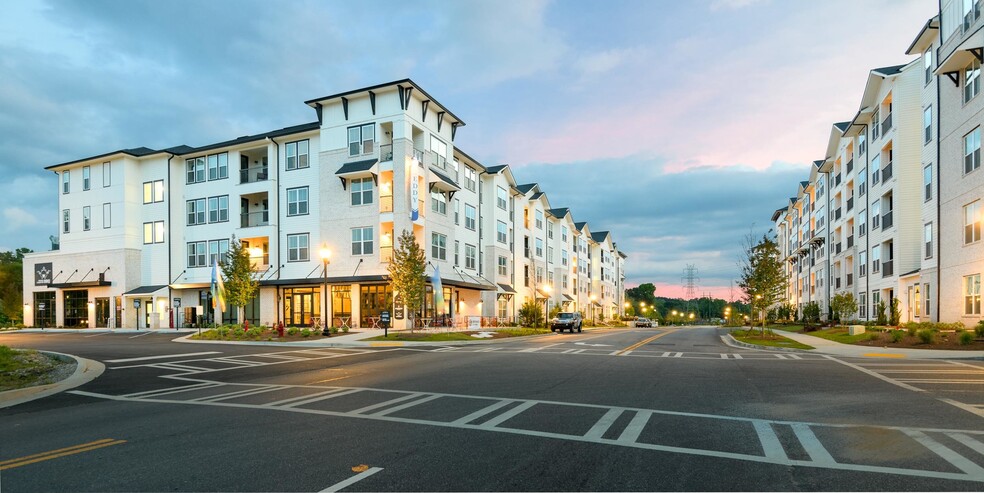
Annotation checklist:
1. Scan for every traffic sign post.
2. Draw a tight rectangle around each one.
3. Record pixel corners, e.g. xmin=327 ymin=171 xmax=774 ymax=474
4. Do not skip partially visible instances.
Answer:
xmin=380 ymin=310 xmax=391 ymax=337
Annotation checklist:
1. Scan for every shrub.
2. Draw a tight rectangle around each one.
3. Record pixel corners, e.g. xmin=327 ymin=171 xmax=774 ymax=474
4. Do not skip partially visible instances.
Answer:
xmin=287 ymin=327 xmax=299 ymax=336
xmin=907 ymin=326 xmax=917 ymax=337
xmin=917 ymin=329 xmax=935 ymax=344
xmin=866 ymin=332 xmax=880 ymax=342
xmin=245 ymin=328 xmax=262 ymax=339
xmin=518 ymin=299 xmax=543 ymax=328
xmin=875 ymin=300 xmax=888 ymax=326
xmin=342 ymin=326 xmax=350 ymax=333
xmin=889 ymin=330 xmax=904 ymax=343
xmin=977 ymin=320 xmax=984 ymax=338
xmin=803 ymin=302 xmax=821 ymax=323
xmin=959 ymin=331 xmax=975 ymax=345
xmin=300 ymin=328 xmax=311 ymax=338
xmin=330 ymin=327 xmax=339 ymax=334
xmin=889 ymin=298 xmax=901 ymax=327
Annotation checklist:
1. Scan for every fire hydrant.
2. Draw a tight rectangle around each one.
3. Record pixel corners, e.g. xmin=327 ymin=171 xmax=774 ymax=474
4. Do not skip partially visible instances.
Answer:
xmin=277 ymin=322 xmax=285 ymax=338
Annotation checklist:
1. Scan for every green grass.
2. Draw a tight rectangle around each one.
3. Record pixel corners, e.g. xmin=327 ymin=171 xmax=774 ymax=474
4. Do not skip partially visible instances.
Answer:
xmin=0 ymin=345 xmax=61 ymax=391
xmin=494 ymin=328 xmax=552 ymax=337
xmin=364 ymin=332 xmax=477 ymax=342
xmin=731 ymin=330 xmax=814 ymax=350
xmin=769 ymin=325 xmax=805 ymax=333
xmin=808 ymin=327 xmax=880 ymax=344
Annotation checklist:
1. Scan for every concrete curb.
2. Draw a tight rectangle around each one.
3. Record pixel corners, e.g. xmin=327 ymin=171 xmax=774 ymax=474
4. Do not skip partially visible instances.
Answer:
xmin=0 ymin=350 xmax=106 ymax=409
xmin=722 ymin=333 xmax=809 ymax=353
xmin=14 ymin=328 xmax=196 ymax=334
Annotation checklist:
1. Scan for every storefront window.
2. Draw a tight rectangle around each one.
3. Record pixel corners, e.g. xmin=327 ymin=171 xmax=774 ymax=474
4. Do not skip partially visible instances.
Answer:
xmin=360 ymin=285 xmax=393 ymax=327
xmin=332 ymin=285 xmax=352 ymax=326
xmin=95 ymin=298 xmax=110 ymax=327
xmin=33 ymin=292 xmax=55 ymax=327
xmin=64 ymin=290 xmax=89 ymax=328
xmin=283 ymin=287 xmax=321 ymax=327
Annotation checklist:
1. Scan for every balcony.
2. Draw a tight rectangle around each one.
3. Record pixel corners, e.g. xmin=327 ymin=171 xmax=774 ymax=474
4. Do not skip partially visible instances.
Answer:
xmin=834 ymin=208 xmax=842 ymax=221
xmin=882 ymin=211 xmax=893 ymax=230
xmin=835 ymin=277 xmax=841 ymax=289
xmin=847 ymin=273 xmax=853 ymax=287
xmin=379 ymin=144 xmax=394 ymax=163
xmin=846 ymin=197 xmax=854 ymax=211
xmin=380 ymin=195 xmax=394 ymax=213
xmin=847 ymin=235 xmax=854 ymax=248
xmin=881 ymin=162 xmax=893 ymax=182
xmin=412 ymin=148 xmax=424 ymax=163
xmin=881 ymin=112 xmax=893 ymax=135
xmin=239 ymin=165 xmax=269 ymax=184
xmin=846 ymin=159 xmax=854 ymax=174
xmin=883 ymin=260 xmax=894 ymax=277
xmin=240 ymin=210 xmax=270 ymax=228
xmin=835 ymin=174 xmax=842 ymax=186
xmin=835 ymin=242 xmax=842 ymax=255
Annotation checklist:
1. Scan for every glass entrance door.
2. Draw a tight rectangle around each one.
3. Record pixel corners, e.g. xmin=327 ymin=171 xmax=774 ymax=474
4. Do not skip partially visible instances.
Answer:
xmin=95 ymin=298 xmax=110 ymax=327
xmin=284 ymin=287 xmax=320 ymax=326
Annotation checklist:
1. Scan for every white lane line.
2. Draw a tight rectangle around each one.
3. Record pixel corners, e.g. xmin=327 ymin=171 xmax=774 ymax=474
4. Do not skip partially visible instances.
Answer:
xmin=125 ymin=382 xmax=223 ymax=398
xmin=106 ymin=352 xmax=220 ymax=363
xmin=153 ymin=362 xmax=211 ymax=372
xmin=609 ymin=350 xmax=622 ymax=356
xmin=128 ymin=331 xmax=155 ymax=339
xmin=720 ymin=353 xmax=728 ymax=359
xmin=520 ymin=343 xmax=564 ymax=353
xmin=621 ymin=350 xmax=634 ymax=356
xmin=562 ymin=349 xmax=576 ymax=354
xmin=948 ymin=433 xmax=984 ymax=457
xmin=733 ymin=354 xmax=743 ymax=360
xmin=265 ymin=389 xmax=347 ymax=407
xmin=774 ymin=354 xmax=787 ymax=360
xmin=319 ymin=467 xmax=384 ymax=493
xmin=373 ymin=394 xmax=442 ymax=417
xmin=903 ymin=430 xmax=984 ymax=477
xmin=573 ymin=349 xmax=586 ymax=354
xmin=617 ymin=411 xmax=652 ymax=444
xmin=788 ymin=354 xmax=802 ymax=360
xmin=674 ymin=352 xmax=683 ymax=358
xmin=584 ymin=408 xmax=625 ymax=440
xmin=948 ymin=360 xmax=984 ymax=370
xmin=84 ymin=332 xmax=108 ymax=338
xmin=661 ymin=351 xmax=671 ymax=357
xmin=479 ymin=401 xmax=537 ymax=429
xmin=452 ymin=400 xmax=514 ymax=425
xmin=282 ymin=389 xmax=364 ymax=409
xmin=205 ymin=386 xmax=285 ymax=403
xmin=350 ymin=393 xmax=424 ymax=415
xmin=879 ymin=370 xmax=984 ymax=374
xmin=192 ymin=385 xmax=277 ymax=403
xmin=821 ymin=356 xmax=923 ymax=392
xmin=896 ymin=379 xmax=984 ymax=384
xmin=791 ymin=423 xmax=836 ymax=465
xmin=939 ymin=398 xmax=984 ymax=418
xmin=753 ymin=421 xmax=788 ymax=462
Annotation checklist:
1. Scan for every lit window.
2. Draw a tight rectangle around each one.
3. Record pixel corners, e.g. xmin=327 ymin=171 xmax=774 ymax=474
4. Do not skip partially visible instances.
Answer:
xmin=964 ymin=274 xmax=981 ymax=316
xmin=964 ymin=201 xmax=981 ymax=244
xmin=964 ymin=127 xmax=981 ymax=174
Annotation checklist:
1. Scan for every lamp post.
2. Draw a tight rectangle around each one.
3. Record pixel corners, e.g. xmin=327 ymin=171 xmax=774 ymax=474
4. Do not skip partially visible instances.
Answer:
xmin=320 ymin=247 xmax=331 ymax=336
xmin=589 ymin=294 xmax=597 ymax=326
xmin=543 ymin=284 xmax=552 ymax=328
xmin=754 ymin=294 xmax=762 ymax=329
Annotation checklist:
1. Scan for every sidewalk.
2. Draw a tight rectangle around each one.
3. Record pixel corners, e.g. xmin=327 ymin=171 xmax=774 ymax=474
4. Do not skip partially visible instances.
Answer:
xmin=767 ymin=328 xmax=984 ymax=360
xmin=13 ymin=328 xmax=197 ymax=334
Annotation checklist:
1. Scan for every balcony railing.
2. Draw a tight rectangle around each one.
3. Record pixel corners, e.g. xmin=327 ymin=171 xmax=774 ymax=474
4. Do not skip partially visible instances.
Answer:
xmin=380 ymin=246 xmax=392 ymax=263
xmin=379 ymin=144 xmax=394 ymax=163
xmin=835 ymin=242 xmax=842 ymax=255
xmin=835 ymin=277 xmax=841 ymax=289
xmin=847 ymin=235 xmax=854 ymax=248
xmin=846 ymin=159 xmax=854 ymax=174
xmin=380 ymin=195 xmax=394 ymax=213
xmin=239 ymin=166 xmax=269 ymax=184
xmin=835 ymin=174 xmax=842 ymax=186
xmin=881 ymin=162 xmax=893 ymax=182
xmin=847 ymin=273 xmax=854 ymax=287
xmin=883 ymin=260 xmax=894 ymax=277
xmin=847 ymin=197 xmax=854 ymax=211
xmin=413 ymin=148 xmax=425 ymax=162
xmin=881 ymin=112 xmax=893 ymax=135
xmin=240 ymin=211 xmax=270 ymax=228
xmin=834 ymin=208 xmax=842 ymax=221
xmin=882 ymin=211 xmax=893 ymax=230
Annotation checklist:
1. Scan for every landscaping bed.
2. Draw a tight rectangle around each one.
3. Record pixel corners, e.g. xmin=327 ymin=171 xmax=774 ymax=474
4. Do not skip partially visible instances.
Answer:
xmin=730 ymin=329 xmax=814 ymax=350
xmin=364 ymin=328 xmax=551 ymax=342
xmin=190 ymin=325 xmax=339 ymax=342
xmin=0 ymin=345 xmax=76 ymax=392
xmin=760 ymin=322 xmax=984 ymax=350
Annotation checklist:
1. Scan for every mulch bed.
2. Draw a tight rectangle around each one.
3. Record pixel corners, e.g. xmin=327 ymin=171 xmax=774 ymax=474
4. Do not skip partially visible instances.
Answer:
xmin=852 ymin=330 xmax=984 ymax=350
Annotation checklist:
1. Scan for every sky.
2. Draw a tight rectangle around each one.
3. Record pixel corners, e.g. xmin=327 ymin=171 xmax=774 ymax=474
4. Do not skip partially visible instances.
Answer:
xmin=0 ymin=0 xmax=937 ymax=299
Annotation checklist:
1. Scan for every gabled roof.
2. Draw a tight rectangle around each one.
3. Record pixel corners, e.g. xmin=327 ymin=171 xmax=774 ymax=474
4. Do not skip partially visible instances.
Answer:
xmin=453 ymin=147 xmax=486 ymax=172
xmin=771 ymin=207 xmax=788 ymax=222
xmin=574 ymin=221 xmax=588 ymax=231
xmin=485 ymin=164 xmax=508 ymax=173
xmin=547 ymin=207 xmax=570 ymax=219
xmin=905 ymin=16 xmax=939 ymax=55
xmin=304 ymin=78 xmax=465 ymax=127
xmin=871 ymin=64 xmax=907 ymax=77
xmin=832 ymin=122 xmax=850 ymax=132
xmin=515 ymin=183 xmax=538 ymax=195
xmin=530 ymin=191 xmax=544 ymax=200
xmin=591 ymin=231 xmax=611 ymax=243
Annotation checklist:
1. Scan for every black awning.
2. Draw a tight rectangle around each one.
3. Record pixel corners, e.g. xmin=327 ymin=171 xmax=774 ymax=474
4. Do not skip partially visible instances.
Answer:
xmin=261 ymin=275 xmax=388 ymax=287
xmin=497 ymin=283 xmax=516 ymax=294
xmin=441 ymin=277 xmax=495 ymax=291
xmin=50 ymin=280 xmax=113 ymax=289
xmin=563 ymin=294 xmax=575 ymax=301
xmin=335 ymin=159 xmax=378 ymax=175
xmin=122 ymin=285 xmax=166 ymax=295
xmin=429 ymin=168 xmax=460 ymax=191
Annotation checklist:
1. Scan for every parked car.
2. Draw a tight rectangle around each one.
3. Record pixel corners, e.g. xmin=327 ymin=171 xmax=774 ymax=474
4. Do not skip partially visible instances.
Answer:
xmin=550 ymin=312 xmax=583 ymax=333
xmin=636 ymin=317 xmax=653 ymax=327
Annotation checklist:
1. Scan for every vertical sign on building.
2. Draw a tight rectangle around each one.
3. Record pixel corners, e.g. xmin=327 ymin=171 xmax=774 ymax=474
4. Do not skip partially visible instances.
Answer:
xmin=35 ymin=263 xmax=53 ymax=286
xmin=410 ymin=157 xmax=420 ymax=221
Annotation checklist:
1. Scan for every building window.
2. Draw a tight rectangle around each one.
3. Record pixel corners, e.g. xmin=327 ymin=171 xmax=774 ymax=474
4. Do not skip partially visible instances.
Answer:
xmin=859 ymin=251 xmax=867 ymax=277
xmin=207 ymin=153 xmax=229 ymax=181
xmin=102 ymin=162 xmax=111 ymax=187
xmin=924 ymin=283 xmax=931 ymax=316
xmin=924 ymin=164 xmax=932 ymax=201
xmin=965 ymin=128 xmax=981 ymax=174
xmin=207 ymin=195 xmax=229 ymax=223
xmin=562 ymin=249 xmax=569 ymax=266
xmin=965 ymin=201 xmax=981 ymax=244
xmin=208 ymin=239 xmax=230 ymax=265
xmin=287 ymin=233 xmax=309 ymax=262
xmin=454 ymin=240 xmax=459 ymax=266
xmin=464 ymin=167 xmax=476 ymax=191
xmin=188 ymin=241 xmax=207 ymax=267
xmin=535 ymin=238 xmax=543 ymax=257
xmin=82 ymin=166 xmax=90 ymax=191
xmin=965 ymin=59 xmax=981 ymax=103
xmin=102 ymin=203 xmax=111 ymax=229
xmin=143 ymin=221 xmax=164 ymax=244
xmin=186 ymin=198 xmax=206 ymax=226
xmin=351 ymin=178 xmax=374 ymax=206
xmin=547 ymin=246 xmax=554 ymax=264
xmin=548 ymin=223 xmax=554 ymax=239
xmin=858 ymin=133 xmax=866 ymax=156
xmin=348 ymin=123 xmax=375 ymax=156
xmin=453 ymin=199 xmax=460 ymax=225
xmin=431 ymin=232 xmax=447 ymax=260
xmin=186 ymin=157 xmax=206 ymax=184
xmin=871 ymin=245 xmax=880 ymax=274
xmin=430 ymin=191 xmax=447 ymax=215
xmin=286 ymin=140 xmax=310 ymax=170
xmin=143 ymin=180 xmax=164 ymax=204
xmin=859 ymin=292 xmax=867 ymax=319
xmin=83 ymin=206 xmax=91 ymax=231
xmin=497 ymin=255 xmax=508 ymax=276
xmin=62 ymin=171 xmax=69 ymax=194
xmin=535 ymin=210 xmax=543 ymax=229
xmin=465 ymin=244 xmax=477 ymax=270
xmin=497 ymin=186 xmax=508 ymax=210
xmin=351 ymin=227 xmax=374 ymax=256
xmin=497 ymin=221 xmax=507 ymax=244
xmin=923 ymin=222 xmax=933 ymax=259
xmin=430 ymin=135 xmax=447 ymax=165
xmin=924 ymin=107 xmax=932 ymax=144
xmin=497 ymin=298 xmax=508 ymax=318
xmin=859 ymin=210 xmax=867 ymax=236
xmin=924 ymin=48 xmax=933 ymax=85
xmin=465 ymin=204 xmax=476 ymax=230
xmin=287 ymin=187 xmax=309 ymax=216
xmin=62 ymin=209 xmax=71 ymax=233
xmin=965 ymin=274 xmax=981 ymax=315
xmin=561 ymin=226 xmax=568 ymax=243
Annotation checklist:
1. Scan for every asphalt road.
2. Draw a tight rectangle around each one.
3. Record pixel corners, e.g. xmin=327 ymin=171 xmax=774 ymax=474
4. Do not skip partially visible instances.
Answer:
xmin=1 ymin=326 xmax=983 ymax=491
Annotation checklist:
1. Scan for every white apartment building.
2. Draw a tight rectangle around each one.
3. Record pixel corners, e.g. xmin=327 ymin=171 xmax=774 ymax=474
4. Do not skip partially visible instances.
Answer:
xmin=22 ymin=79 xmax=626 ymax=330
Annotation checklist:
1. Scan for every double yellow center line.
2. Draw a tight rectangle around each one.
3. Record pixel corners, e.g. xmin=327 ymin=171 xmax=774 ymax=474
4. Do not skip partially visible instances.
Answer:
xmin=0 ymin=438 xmax=126 ymax=471
xmin=615 ymin=329 xmax=677 ymax=356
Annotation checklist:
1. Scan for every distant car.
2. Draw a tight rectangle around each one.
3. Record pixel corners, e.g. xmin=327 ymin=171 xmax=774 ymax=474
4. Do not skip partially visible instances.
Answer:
xmin=636 ymin=317 xmax=652 ymax=328
xmin=551 ymin=312 xmax=582 ymax=333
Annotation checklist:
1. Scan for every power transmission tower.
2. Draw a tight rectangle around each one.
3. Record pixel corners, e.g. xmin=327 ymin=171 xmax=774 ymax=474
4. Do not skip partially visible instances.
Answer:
xmin=681 ymin=265 xmax=699 ymax=317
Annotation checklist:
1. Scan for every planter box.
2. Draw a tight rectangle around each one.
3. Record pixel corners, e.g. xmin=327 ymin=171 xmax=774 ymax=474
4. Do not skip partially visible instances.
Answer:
xmin=848 ymin=325 xmax=865 ymax=336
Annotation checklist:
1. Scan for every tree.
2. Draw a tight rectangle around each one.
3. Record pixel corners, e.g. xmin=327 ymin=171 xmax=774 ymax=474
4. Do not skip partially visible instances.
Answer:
xmin=889 ymin=297 xmax=901 ymax=327
xmin=737 ymin=232 xmax=787 ymax=331
xmin=876 ymin=300 xmax=888 ymax=326
xmin=519 ymin=299 xmax=543 ymax=328
xmin=388 ymin=230 xmax=425 ymax=331
xmin=0 ymin=248 xmax=32 ymax=325
xmin=220 ymin=238 xmax=260 ymax=326
xmin=830 ymin=292 xmax=858 ymax=324
xmin=802 ymin=301 xmax=821 ymax=323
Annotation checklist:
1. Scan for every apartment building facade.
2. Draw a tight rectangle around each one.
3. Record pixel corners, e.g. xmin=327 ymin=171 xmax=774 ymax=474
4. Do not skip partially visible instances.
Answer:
xmin=772 ymin=18 xmax=940 ymax=321
xmin=22 ymin=79 xmax=626 ymax=330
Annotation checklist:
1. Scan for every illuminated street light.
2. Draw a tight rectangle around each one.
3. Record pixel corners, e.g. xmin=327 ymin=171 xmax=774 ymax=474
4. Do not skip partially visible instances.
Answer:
xmin=320 ymin=247 xmax=331 ymax=336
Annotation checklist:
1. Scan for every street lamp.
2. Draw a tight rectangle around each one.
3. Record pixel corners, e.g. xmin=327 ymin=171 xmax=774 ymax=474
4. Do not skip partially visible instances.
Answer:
xmin=543 ymin=284 xmax=553 ymax=328
xmin=320 ymin=246 xmax=331 ymax=336
xmin=754 ymin=294 xmax=762 ymax=329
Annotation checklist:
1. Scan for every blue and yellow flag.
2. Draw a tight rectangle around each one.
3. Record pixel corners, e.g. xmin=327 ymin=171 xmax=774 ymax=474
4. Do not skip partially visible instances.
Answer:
xmin=211 ymin=259 xmax=227 ymax=313
xmin=432 ymin=265 xmax=444 ymax=314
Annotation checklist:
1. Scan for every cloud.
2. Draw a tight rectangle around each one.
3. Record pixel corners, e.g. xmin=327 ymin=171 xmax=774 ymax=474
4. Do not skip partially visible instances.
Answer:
xmin=3 ymin=206 xmax=39 ymax=231
xmin=709 ymin=0 xmax=767 ymax=12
